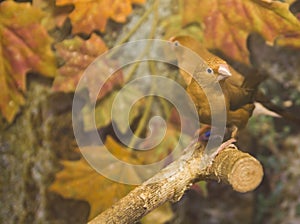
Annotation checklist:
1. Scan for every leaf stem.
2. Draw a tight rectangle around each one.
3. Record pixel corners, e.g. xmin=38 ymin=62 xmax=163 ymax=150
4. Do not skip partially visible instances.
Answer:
xmin=127 ymin=0 xmax=159 ymax=149
xmin=115 ymin=2 xmax=157 ymax=46
xmin=106 ymin=0 xmax=156 ymax=58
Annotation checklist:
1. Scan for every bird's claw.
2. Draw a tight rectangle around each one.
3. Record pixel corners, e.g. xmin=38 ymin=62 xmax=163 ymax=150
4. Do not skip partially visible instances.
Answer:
xmin=211 ymin=138 xmax=237 ymax=158
xmin=227 ymin=143 xmax=238 ymax=149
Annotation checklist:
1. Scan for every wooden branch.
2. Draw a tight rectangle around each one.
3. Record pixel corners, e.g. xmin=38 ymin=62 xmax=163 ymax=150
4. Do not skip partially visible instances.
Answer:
xmin=89 ymin=143 xmax=263 ymax=224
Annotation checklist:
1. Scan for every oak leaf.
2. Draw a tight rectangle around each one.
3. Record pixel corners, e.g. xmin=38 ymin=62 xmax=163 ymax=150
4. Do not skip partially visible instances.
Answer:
xmin=0 ymin=1 xmax=57 ymax=122
xmin=56 ymin=0 xmax=146 ymax=34
xmin=183 ymin=0 xmax=300 ymax=64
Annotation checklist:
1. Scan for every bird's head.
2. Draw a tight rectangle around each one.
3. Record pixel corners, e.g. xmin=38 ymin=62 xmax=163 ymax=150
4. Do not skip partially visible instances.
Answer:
xmin=204 ymin=54 xmax=232 ymax=83
xmin=170 ymin=35 xmax=232 ymax=84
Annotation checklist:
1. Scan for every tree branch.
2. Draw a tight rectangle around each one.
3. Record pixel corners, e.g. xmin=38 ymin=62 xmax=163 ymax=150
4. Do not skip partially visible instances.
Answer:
xmin=89 ymin=143 xmax=263 ymax=224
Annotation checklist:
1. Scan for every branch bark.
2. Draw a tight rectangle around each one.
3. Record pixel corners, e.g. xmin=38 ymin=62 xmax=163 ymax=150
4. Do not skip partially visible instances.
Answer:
xmin=89 ymin=143 xmax=263 ymax=224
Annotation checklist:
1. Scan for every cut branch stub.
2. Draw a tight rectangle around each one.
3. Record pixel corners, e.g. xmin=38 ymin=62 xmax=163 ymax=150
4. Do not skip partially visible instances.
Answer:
xmin=207 ymin=147 xmax=263 ymax=193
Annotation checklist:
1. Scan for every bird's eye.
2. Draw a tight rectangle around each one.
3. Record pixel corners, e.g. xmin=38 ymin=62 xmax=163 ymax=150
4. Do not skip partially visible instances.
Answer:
xmin=173 ymin=41 xmax=180 ymax=47
xmin=206 ymin=68 xmax=213 ymax=74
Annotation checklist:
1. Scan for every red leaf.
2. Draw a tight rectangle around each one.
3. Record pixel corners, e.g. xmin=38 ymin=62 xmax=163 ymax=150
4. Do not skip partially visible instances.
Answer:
xmin=53 ymin=34 xmax=123 ymax=101
xmin=183 ymin=0 xmax=300 ymax=64
xmin=0 ymin=1 xmax=57 ymax=122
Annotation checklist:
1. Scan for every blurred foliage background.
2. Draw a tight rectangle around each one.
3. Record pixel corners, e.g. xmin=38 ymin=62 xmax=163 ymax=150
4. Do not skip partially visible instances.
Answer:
xmin=1 ymin=0 xmax=300 ymax=223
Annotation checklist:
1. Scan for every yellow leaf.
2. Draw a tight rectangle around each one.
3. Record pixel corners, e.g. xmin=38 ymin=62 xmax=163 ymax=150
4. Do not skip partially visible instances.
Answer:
xmin=32 ymin=0 xmax=71 ymax=30
xmin=50 ymin=137 xmax=139 ymax=219
xmin=183 ymin=0 xmax=300 ymax=64
xmin=0 ymin=1 xmax=57 ymax=122
xmin=56 ymin=0 xmax=146 ymax=34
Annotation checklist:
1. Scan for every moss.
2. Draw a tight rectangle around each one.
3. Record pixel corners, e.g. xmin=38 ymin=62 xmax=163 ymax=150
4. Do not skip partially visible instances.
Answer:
xmin=0 ymin=75 xmax=88 ymax=224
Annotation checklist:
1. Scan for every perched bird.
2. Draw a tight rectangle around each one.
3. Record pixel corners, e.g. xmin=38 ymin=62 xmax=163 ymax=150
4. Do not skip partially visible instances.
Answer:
xmin=170 ymin=35 xmax=266 ymax=139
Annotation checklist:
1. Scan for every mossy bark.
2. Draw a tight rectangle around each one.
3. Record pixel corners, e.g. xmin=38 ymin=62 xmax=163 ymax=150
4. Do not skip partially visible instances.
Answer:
xmin=0 ymin=75 xmax=89 ymax=224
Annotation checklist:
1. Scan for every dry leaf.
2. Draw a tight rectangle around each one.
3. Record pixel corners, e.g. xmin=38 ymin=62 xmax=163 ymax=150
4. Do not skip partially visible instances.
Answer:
xmin=0 ymin=1 xmax=57 ymax=122
xmin=162 ymin=14 xmax=204 ymax=42
xmin=56 ymin=0 xmax=146 ymax=34
xmin=32 ymin=0 xmax=72 ymax=30
xmin=183 ymin=0 xmax=300 ymax=64
xmin=53 ymin=34 xmax=123 ymax=101
xmin=50 ymin=131 xmax=186 ymax=219
xmin=50 ymin=137 xmax=136 ymax=219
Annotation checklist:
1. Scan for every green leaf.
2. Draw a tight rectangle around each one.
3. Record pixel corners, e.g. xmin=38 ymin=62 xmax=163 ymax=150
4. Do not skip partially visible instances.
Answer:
xmin=83 ymin=87 xmax=143 ymax=133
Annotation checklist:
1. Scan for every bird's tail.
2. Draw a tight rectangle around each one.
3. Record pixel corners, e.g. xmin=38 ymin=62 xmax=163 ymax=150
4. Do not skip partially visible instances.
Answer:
xmin=255 ymin=91 xmax=300 ymax=126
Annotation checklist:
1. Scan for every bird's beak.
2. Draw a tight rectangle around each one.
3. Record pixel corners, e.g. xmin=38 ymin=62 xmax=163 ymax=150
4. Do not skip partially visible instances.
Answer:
xmin=216 ymin=64 xmax=232 ymax=81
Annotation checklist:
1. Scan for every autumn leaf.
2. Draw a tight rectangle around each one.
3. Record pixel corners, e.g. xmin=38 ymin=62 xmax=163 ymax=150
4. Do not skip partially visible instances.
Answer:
xmin=50 ymin=120 xmax=190 ymax=219
xmin=50 ymin=137 xmax=137 ymax=219
xmin=183 ymin=0 xmax=300 ymax=64
xmin=162 ymin=14 xmax=204 ymax=42
xmin=53 ymin=34 xmax=124 ymax=101
xmin=275 ymin=31 xmax=300 ymax=47
xmin=32 ymin=0 xmax=72 ymax=30
xmin=50 ymin=129 xmax=185 ymax=219
xmin=0 ymin=1 xmax=57 ymax=122
xmin=82 ymin=87 xmax=143 ymax=135
xmin=56 ymin=0 xmax=146 ymax=34
xmin=50 ymin=158 xmax=134 ymax=220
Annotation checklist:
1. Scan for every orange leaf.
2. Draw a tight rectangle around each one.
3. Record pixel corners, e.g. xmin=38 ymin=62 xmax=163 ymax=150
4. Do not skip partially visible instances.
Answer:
xmin=32 ymin=0 xmax=72 ymax=30
xmin=0 ymin=1 xmax=57 ymax=122
xmin=56 ymin=0 xmax=146 ymax=34
xmin=50 ymin=137 xmax=136 ymax=220
xmin=275 ymin=32 xmax=300 ymax=47
xmin=183 ymin=0 xmax=300 ymax=64
xmin=50 ymin=127 xmax=189 ymax=219
xmin=53 ymin=34 xmax=123 ymax=101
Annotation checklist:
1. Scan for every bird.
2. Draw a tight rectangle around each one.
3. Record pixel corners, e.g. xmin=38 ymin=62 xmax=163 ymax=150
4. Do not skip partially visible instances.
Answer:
xmin=170 ymin=35 xmax=266 ymax=142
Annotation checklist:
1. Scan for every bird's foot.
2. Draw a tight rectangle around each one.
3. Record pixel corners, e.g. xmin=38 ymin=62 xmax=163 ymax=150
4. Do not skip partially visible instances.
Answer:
xmin=211 ymin=138 xmax=237 ymax=158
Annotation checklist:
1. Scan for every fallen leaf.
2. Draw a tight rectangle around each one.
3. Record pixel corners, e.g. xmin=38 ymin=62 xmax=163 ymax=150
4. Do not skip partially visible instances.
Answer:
xmin=50 ymin=137 xmax=136 ymax=220
xmin=56 ymin=0 xmax=146 ymax=34
xmin=53 ymin=34 xmax=123 ymax=101
xmin=183 ymin=0 xmax=300 ymax=64
xmin=275 ymin=32 xmax=300 ymax=47
xmin=32 ymin=0 xmax=72 ymax=30
xmin=0 ymin=1 xmax=57 ymax=122
xmin=50 ymin=128 xmax=185 ymax=219
xmin=50 ymin=124 xmax=188 ymax=219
